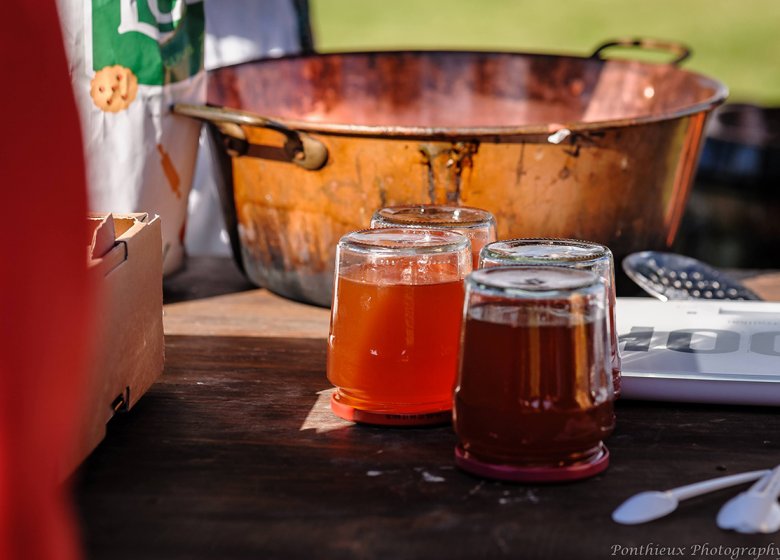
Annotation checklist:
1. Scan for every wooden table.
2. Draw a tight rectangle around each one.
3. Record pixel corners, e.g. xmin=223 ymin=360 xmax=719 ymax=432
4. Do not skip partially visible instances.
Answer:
xmin=75 ymin=258 xmax=780 ymax=560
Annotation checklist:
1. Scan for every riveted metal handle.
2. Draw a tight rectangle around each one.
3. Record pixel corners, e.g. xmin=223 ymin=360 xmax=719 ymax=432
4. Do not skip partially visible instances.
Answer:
xmin=591 ymin=38 xmax=691 ymax=66
xmin=172 ymin=103 xmax=328 ymax=170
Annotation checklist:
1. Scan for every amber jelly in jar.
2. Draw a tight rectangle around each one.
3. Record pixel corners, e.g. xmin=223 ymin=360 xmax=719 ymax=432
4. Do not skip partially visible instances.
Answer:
xmin=454 ymin=266 xmax=615 ymax=482
xmin=327 ymin=228 xmax=472 ymax=426
xmin=479 ymin=238 xmax=622 ymax=396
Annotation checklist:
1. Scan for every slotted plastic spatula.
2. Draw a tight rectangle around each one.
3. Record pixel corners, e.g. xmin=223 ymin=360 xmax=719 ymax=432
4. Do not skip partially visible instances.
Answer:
xmin=622 ymin=251 xmax=761 ymax=302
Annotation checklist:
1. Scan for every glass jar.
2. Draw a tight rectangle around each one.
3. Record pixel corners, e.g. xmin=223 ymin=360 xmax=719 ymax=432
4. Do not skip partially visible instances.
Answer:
xmin=327 ymin=228 xmax=472 ymax=426
xmin=480 ymin=238 xmax=622 ymax=396
xmin=371 ymin=204 xmax=497 ymax=269
xmin=454 ymin=266 xmax=615 ymax=482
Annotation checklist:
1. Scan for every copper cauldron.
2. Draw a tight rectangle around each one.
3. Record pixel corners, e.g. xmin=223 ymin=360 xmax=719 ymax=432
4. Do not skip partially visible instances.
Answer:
xmin=175 ymin=39 xmax=727 ymax=306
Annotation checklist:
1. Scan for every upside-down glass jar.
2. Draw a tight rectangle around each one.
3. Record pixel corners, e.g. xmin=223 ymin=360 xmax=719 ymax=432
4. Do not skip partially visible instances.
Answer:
xmin=371 ymin=205 xmax=497 ymax=269
xmin=479 ymin=238 xmax=622 ymax=396
xmin=327 ymin=227 xmax=472 ymax=426
xmin=454 ymin=266 xmax=615 ymax=482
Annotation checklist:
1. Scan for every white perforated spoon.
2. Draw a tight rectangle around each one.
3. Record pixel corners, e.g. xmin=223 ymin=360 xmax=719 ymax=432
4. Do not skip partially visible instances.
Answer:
xmin=613 ymin=469 xmax=770 ymax=525
xmin=717 ymin=466 xmax=780 ymax=534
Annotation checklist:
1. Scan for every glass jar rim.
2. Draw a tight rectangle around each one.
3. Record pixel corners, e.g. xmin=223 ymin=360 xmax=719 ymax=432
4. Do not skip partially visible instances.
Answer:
xmin=340 ymin=227 xmax=470 ymax=255
xmin=372 ymin=205 xmax=496 ymax=229
xmin=480 ymin=238 xmax=612 ymax=264
xmin=468 ymin=266 xmax=602 ymax=298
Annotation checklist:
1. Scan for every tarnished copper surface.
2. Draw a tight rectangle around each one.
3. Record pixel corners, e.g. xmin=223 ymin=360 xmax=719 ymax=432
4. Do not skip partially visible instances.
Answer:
xmin=197 ymin=50 xmax=726 ymax=306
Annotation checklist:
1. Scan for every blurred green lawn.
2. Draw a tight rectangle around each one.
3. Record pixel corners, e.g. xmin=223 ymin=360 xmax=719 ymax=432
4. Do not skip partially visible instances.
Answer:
xmin=310 ymin=0 xmax=780 ymax=104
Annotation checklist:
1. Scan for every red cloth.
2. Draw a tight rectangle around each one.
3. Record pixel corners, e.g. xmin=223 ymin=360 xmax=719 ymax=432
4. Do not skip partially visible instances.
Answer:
xmin=0 ymin=1 xmax=93 ymax=558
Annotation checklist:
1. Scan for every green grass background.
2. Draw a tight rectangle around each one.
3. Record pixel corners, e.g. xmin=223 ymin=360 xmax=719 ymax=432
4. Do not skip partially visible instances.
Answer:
xmin=310 ymin=0 xmax=780 ymax=104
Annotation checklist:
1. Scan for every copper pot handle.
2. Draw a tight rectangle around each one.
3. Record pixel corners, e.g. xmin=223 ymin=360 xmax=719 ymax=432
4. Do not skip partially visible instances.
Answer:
xmin=172 ymin=103 xmax=328 ymax=171
xmin=590 ymin=38 xmax=691 ymax=66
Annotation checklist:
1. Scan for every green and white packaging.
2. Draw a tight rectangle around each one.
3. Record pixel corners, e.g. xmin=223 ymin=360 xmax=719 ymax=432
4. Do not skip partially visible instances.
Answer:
xmin=58 ymin=0 xmax=206 ymax=275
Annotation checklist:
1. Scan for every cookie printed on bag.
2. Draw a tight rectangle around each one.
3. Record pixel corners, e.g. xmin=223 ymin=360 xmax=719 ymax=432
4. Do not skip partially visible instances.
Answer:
xmin=90 ymin=65 xmax=138 ymax=112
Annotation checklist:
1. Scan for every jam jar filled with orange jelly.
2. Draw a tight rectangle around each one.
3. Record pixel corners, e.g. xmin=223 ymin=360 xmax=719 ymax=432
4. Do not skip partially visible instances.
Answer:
xmin=327 ymin=228 xmax=472 ymax=426
xmin=454 ymin=266 xmax=615 ymax=482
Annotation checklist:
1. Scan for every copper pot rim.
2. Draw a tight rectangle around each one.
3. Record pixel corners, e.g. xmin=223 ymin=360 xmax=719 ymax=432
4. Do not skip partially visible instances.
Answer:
xmin=209 ymin=48 xmax=729 ymax=139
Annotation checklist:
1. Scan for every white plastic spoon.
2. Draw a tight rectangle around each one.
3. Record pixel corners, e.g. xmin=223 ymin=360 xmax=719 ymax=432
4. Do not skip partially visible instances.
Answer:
xmin=717 ymin=466 xmax=780 ymax=534
xmin=613 ymin=469 xmax=770 ymax=525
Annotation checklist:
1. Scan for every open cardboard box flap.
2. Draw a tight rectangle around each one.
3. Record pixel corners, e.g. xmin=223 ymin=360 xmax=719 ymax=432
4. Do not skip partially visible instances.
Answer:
xmin=69 ymin=213 xmax=164 ymax=474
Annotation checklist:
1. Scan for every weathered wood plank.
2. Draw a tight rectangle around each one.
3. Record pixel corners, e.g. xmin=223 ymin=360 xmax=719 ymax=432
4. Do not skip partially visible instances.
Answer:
xmin=74 ymin=258 xmax=780 ymax=560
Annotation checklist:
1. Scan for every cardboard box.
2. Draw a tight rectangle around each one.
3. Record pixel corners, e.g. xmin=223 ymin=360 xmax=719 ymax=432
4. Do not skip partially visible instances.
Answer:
xmin=69 ymin=213 xmax=164 ymax=473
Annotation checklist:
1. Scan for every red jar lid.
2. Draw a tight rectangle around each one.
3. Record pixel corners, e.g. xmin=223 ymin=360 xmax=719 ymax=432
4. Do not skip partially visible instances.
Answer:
xmin=330 ymin=393 xmax=451 ymax=427
xmin=454 ymin=443 xmax=609 ymax=482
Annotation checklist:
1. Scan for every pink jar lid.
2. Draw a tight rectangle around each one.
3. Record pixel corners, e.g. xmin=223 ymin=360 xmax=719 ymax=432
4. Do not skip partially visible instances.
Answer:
xmin=454 ymin=443 xmax=609 ymax=482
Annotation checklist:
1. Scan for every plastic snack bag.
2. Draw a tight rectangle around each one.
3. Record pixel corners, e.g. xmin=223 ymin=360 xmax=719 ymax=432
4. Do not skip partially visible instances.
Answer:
xmin=57 ymin=0 xmax=206 ymax=275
